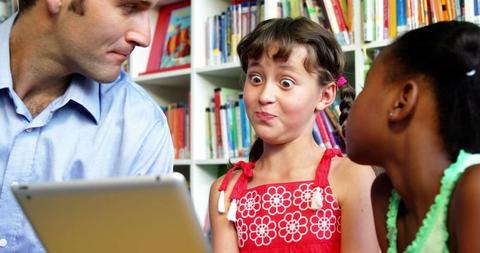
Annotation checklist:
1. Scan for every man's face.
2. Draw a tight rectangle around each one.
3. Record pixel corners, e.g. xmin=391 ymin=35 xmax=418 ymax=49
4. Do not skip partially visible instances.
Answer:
xmin=54 ymin=0 xmax=157 ymax=82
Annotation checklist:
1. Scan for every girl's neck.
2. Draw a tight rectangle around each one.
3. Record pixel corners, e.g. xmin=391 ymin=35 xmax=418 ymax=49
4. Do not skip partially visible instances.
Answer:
xmin=255 ymin=136 xmax=324 ymax=180
xmin=384 ymin=138 xmax=451 ymax=224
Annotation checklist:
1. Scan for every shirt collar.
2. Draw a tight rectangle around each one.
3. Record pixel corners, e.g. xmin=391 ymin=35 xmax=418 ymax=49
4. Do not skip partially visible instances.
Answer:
xmin=0 ymin=13 xmax=16 ymax=90
xmin=63 ymin=74 xmax=101 ymax=124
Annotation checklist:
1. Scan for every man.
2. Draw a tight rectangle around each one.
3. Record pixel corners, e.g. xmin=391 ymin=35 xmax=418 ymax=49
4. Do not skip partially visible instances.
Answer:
xmin=0 ymin=0 xmax=174 ymax=251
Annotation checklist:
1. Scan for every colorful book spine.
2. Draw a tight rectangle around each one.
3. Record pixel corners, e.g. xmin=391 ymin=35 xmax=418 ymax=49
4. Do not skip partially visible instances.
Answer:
xmin=363 ymin=0 xmax=375 ymax=42
xmin=235 ymin=102 xmax=243 ymax=157
xmin=315 ymin=112 xmax=332 ymax=149
xmin=205 ymin=108 xmax=212 ymax=158
xmin=332 ymin=0 xmax=351 ymax=44
xmin=228 ymin=103 xmax=238 ymax=157
xmin=321 ymin=111 xmax=340 ymax=149
xmin=397 ymin=0 xmax=407 ymax=33
xmin=239 ymin=94 xmax=251 ymax=156
xmin=312 ymin=122 xmax=325 ymax=148
xmin=209 ymin=106 xmax=218 ymax=158
xmin=220 ymin=105 xmax=230 ymax=158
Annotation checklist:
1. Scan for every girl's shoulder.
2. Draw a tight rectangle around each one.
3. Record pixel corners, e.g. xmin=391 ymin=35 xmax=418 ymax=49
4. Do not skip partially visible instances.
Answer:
xmin=210 ymin=169 xmax=243 ymax=199
xmin=328 ymin=156 xmax=376 ymax=208
xmin=448 ymin=164 xmax=480 ymax=251
xmin=330 ymin=156 xmax=376 ymax=186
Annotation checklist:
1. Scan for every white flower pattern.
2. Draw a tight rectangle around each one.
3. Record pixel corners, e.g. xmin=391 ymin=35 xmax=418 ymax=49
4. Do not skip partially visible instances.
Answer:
xmin=278 ymin=211 xmax=308 ymax=243
xmin=324 ymin=186 xmax=339 ymax=210
xmin=262 ymin=186 xmax=292 ymax=215
xmin=293 ymin=183 xmax=316 ymax=210
xmin=236 ymin=218 xmax=248 ymax=247
xmin=310 ymin=209 xmax=337 ymax=240
xmin=235 ymin=181 xmax=341 ymax=249
xmin=238 ymin=190 xmax=261 ymax=218
xmin=249 ymin=216 xmax=277 ymax=246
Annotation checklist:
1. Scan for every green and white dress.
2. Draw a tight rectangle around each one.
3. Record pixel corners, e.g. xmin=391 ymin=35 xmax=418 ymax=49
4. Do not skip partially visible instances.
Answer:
xmin=386 ymin=150 xmax=480 ymax=253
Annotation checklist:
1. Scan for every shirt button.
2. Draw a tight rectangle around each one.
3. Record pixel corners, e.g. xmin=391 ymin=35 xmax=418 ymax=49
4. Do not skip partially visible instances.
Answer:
xmin=0 ymin=238 xmax=7 ymax=248
xmin=25 ymin=128 xmax=32 ymax=133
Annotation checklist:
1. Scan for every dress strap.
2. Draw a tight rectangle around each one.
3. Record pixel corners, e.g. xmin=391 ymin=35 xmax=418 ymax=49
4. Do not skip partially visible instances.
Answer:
xmin=217 ymin=161 xmax=255 ymax=194
xmin=217 ymin=161 xmax=255 ymax=220
xmin=315 ymin=148 xmax=343 ymax=187
xmin=310 ymin=148 xmax=343 ymax=210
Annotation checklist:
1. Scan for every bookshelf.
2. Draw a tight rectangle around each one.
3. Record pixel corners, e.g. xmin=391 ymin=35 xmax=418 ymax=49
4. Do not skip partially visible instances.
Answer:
xmin=129 ymin=0 xmax=478 ymax=226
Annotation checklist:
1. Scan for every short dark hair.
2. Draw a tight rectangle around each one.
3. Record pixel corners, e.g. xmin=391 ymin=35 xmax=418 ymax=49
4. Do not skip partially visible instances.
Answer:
xmin=237 ymin=17 xmax=354 ymax=161
xmin=18 ymin=0 xmax=86 ymax=16
xmin=386 ymin=21 xmax=480 ymax=161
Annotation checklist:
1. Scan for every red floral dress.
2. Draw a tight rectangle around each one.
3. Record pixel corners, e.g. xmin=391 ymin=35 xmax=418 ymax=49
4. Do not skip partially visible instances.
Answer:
xmin=218 ymin=149 xmax=343 ymax=253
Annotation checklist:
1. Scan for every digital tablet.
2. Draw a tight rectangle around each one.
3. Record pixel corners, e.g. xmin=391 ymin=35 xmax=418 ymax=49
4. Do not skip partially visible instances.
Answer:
xmin=11 ymin=172 xmax=210 ymax=253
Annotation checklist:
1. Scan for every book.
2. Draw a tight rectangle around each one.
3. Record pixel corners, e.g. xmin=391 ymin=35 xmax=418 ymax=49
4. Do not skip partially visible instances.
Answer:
xmin=140 ymin=1 xmax=191 ymax=75
xmin=160 ymin=6 xmax=191 ymax=69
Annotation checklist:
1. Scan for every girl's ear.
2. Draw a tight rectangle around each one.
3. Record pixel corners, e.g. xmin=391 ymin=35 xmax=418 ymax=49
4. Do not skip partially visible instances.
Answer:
xmin=387 ymin=80 xmax=418 ymax=122
xmin=46 ymin=0 xmax=63 ymax=15
xmin=315 ymin=82 xmax=336 ymax=112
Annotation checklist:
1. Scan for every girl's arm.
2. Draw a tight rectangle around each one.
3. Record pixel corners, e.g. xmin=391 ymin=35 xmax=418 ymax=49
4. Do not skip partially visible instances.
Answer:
xmin=331 ymin=159 xmax=380 ymax=253
xmin=449 ymin=165 xmax=480 ymax=253
xmin=209 ymin=176 xmax=240 ymax=253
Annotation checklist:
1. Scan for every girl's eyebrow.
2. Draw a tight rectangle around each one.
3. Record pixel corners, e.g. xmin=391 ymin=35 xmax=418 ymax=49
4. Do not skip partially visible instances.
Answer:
xmin=279 ymin=63 xmax=294 ymax=69
xmin=279 ymin=63 xmax=302 ymax=73
xmin=248 ymin=61 xmax=262 ymax=68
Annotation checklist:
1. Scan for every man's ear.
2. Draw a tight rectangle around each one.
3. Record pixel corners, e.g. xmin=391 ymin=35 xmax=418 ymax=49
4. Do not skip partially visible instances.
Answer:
xmin=315 ymin=82 xmax=336 ymax=112
xmin=46 ymin=0 xmax=63 ymax=15
xmin=387 ymin=81 xmax=418 ymax=122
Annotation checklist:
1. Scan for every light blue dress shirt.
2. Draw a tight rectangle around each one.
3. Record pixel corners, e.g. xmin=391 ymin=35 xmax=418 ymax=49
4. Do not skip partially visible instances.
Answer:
xmin=0 ymin=15 xmax=174 ymax=252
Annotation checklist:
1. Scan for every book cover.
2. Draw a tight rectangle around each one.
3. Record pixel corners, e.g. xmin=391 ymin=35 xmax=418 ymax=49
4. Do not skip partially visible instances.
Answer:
xmin=160 ymin=6 xmax=191 ymax=69
xmin=140 ymin=1 xmax=191 ymax=75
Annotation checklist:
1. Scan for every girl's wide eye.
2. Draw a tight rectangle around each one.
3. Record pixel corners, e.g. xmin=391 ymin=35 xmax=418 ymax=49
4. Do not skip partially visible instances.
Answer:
xmin=280 ymin=79 xmax=294 ymax=88
xmin=249 ymin=74 xmax=263 ymax=85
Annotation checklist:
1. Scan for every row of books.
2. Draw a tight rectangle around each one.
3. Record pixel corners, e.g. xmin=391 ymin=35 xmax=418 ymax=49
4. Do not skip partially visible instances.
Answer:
xmin=275 ymin=0 xmax=353 ymax=46
xmin=207 ymin=1 xmax=263 ymax=65
xmin=205 ymin=88 xmax=255 ymax=159
xmin=363 ymin=0 xmax=480 ymax=42
xmin=206 ymin=0 xmax=354 ymax=66
xmin=162 ymin=103 xmax=191 ymax=159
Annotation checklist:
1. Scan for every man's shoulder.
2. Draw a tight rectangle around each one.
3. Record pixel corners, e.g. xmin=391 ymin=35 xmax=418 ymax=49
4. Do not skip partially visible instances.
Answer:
xmin=100 ymin=71 xmax=167 ymax=124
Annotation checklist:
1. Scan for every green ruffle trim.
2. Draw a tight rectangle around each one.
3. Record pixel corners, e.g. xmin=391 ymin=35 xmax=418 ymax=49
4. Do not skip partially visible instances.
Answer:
xmin=386 ymin=150 xmax=474 ymax=252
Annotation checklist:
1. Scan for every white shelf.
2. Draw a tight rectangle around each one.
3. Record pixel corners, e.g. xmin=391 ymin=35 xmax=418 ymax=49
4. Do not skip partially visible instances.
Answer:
xmin=196 ymin=159 xmax=230 ymax=165
xmin=364 ymin=39 xmax=395 ymax=49
xmin=133 ymin=68 xmax=191 ymax=87
xmin=341 ymin=44 xmax=357 ymax=52
xmin=196 ymin=157 xmax=247 ymax=166
xmin=174 ymin=159 xmax=192 ymax=166
xmin=196 ymin=62 xmax=243 ymax=79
